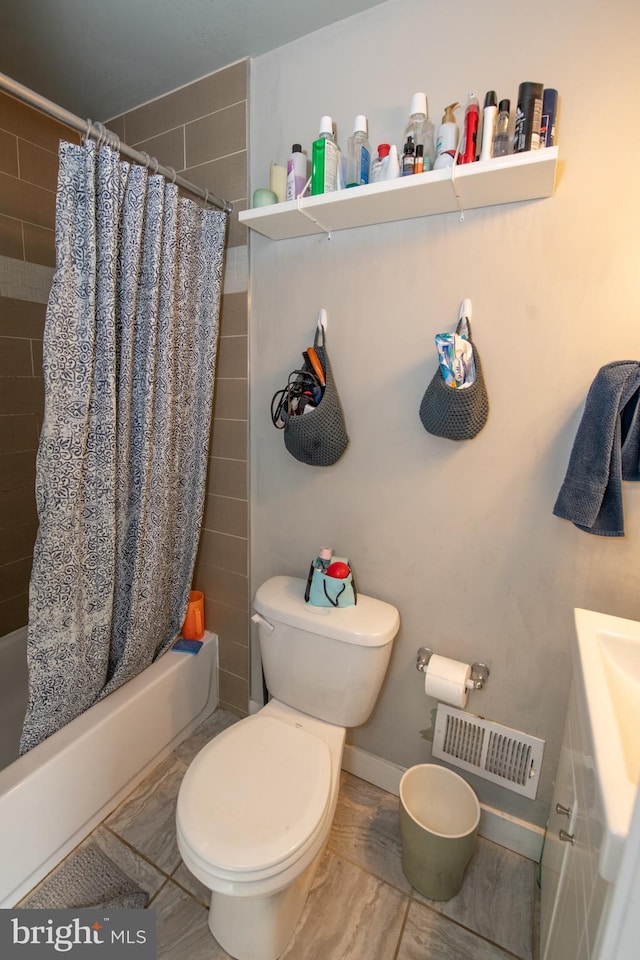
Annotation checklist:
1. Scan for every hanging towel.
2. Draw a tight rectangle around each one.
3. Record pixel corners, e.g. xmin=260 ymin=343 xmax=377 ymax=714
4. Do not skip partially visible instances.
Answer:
xmin=553 ymin=361 xmax=640 ymax=536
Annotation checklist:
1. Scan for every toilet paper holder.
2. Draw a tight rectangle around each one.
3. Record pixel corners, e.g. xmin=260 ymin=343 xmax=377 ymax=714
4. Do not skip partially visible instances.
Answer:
xmin=416 ymin=647 xmax=490 ymax=691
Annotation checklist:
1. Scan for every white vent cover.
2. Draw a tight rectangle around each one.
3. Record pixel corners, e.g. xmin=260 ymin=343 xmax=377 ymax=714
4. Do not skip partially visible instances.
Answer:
xmin=432 ymin=705 xmax=545 ymax=799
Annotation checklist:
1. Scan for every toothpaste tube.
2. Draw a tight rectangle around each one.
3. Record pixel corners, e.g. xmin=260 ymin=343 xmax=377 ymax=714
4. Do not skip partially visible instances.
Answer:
xmin=435 ymin=332 xmax=476 ymax=388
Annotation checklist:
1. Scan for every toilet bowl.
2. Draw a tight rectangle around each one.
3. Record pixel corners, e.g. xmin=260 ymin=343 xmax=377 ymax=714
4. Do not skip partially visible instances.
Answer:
xmin=176 ymin=699 xmax=346 ymax=960
xmin=176 ymin=575 xmax=400 ymax=960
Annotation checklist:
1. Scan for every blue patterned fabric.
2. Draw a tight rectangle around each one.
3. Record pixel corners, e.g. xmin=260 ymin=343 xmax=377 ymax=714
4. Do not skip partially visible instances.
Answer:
xmin=20 ymin=141 xmax=227 ymax=753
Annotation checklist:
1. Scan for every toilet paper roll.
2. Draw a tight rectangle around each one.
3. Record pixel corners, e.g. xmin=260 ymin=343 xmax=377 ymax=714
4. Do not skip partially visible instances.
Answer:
xmin=423 ymin=654 xmax=472 ymax=708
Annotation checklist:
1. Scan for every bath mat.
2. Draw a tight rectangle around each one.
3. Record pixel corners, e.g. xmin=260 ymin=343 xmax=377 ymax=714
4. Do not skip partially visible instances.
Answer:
xmin=23 ymin=842 xmax=150 ymax=910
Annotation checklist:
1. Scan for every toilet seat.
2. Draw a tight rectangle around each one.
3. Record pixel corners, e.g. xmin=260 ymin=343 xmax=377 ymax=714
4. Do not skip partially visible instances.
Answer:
xmin=177 ymin=715 xmax=332 ymax=880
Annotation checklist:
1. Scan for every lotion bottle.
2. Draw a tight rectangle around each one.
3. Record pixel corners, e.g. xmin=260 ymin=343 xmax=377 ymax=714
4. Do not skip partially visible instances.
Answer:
xmin=434 ymin=102 xmax=459 ymax=169
xmin=286 ymin=144 xmax=307 ymax=200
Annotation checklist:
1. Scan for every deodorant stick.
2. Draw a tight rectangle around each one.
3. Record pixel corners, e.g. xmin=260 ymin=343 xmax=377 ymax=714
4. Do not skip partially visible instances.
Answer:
xmin=514 ymin=82 xmax=543 ymax=153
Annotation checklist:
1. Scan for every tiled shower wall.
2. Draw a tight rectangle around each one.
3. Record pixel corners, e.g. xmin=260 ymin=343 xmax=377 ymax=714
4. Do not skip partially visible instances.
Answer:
xmin=0 ymin=92 xmax=78 ymax=636
xmin=0 ymin=61 xmax=250 ymax=714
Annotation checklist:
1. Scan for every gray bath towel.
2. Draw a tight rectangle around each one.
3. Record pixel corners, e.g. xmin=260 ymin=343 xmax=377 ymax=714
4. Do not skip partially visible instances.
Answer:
xmin=553 ymin=361 xmax=640 ymax=536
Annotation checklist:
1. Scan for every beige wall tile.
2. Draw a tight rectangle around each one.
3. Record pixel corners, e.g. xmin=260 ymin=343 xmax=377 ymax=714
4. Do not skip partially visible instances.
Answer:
xmin=220 ymin=292 xmax=247 ymax=336
xmin=201 ymin=494 xmax=247 ymax=539
xmin=18 ymin=139 xmax=60 ymax=191
xmin=0 ymin=298 xmax=46 ymax=338
xmin=0 ymin=336 xmax=33 ymax=376
xmin=0 ymin=376 xmax=44 ymax=415
xmin=206 ymin=456 xmax=247 ymax=499
xmin=0 ymin=449 xmax=36 ymax=492
xmin=226 ymin=200 xmax=247 ymax=248
xmin=182 ymin=151 xmax=247 ymax=206
xmin=23 ymin=222 xmax=55 ymax=267
xmin=206 ymin=600 xmax=248 ymax=647
xmin=185 ymin=102 xmax=246 ymax=168
xmin=218 ymin=669 xmax=248 ymax=713
xmin=0 ymin=485 xmax=37 ymax=529
xmin=0 ymin=591 xmax=29 ymax=637
xmin=0 ymin=172 xmax=56 ymax=230
xmin=0 ymin=555 xmax=32 ymax=603
xmin=130 ymin=127 xmax=185 ymax=173
xmin=193 ymin=561 xmax=248 ymax=611
xmin=216 ymin=335 xmax=247 ymax=379
xmin=218 ymin=635 xmax=248 ymax=678
xmin=124 ymin=61 xmax=248 ymax=145
xmin=212 ymin=378 xmax=247 ymax=420
xmin=197 ymin=528 xmax=246 ymax=575
xmin=0 ymin=129 xmax=18 ymax=176
xmin=0 ymin=414 xmax=40 ymax=453
xmin=0 ymin=91 xmax=78 ymax=153
xmin=0 ymin=214 xmax=23 ymax=259
xmin=0 ymin=519 xmax=37 ymax=566
xmin=30 ymin=338 xmax=43 ymax=376
xmin=209 ymin=417 xmax=247 ymax=461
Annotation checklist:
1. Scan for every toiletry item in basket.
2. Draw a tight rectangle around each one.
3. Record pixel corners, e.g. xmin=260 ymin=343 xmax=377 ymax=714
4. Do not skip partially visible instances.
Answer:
xmin=435 ymin=332 xmax=476 ymax=388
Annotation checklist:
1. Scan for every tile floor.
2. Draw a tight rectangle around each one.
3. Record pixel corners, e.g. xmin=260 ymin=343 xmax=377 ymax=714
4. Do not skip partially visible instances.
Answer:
xmin=20 ymin=708 xmax=541 ymax=959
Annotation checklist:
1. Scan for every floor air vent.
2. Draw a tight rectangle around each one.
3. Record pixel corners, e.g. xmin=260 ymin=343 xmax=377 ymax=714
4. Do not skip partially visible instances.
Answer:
xmin=432 ymin=705 xmax=545 ymax=799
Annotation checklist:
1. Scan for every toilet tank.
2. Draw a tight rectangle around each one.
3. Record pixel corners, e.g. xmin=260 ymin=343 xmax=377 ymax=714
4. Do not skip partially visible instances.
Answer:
xmin=252 ymin=575 xmax=400 ymax=728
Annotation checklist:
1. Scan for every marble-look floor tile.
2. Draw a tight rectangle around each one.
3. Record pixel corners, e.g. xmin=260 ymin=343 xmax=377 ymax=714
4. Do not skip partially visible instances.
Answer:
xmin=172 ymin=861 xmax=211 ymax=907
xmin=106 ymin=754 xmax=188 ymax=874
xmin=328 ymin=771 xmax=410 ymax=893
xmin=397 ymin=901 xmax=516 ymax=960
xmin=416 ymin=837 xmax=536 ymax=960
xmin=84 ymin=825 xmax=167 ymax=897
xmin=282 ymin=850 xmax=408 ymax=960
xmin=173 ymin=708 xmax=240 ymax=765
xmin=152 ymin=880 xmax=230 ymax=959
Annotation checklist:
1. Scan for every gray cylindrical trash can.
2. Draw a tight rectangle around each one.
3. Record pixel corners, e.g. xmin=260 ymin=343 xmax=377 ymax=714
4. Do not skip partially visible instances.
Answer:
xmin=399 ymin=763 xmax=480 ymax=901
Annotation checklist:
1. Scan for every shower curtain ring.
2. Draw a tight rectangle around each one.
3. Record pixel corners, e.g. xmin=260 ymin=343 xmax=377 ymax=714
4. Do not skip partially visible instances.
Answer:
xmin=166 ymin=167 xmax=177 ymax=185
xmin=203 ymin=188 xmax=210 ymax=209
xmin=140 ymin=152 xmax=151 ymax=170
xmin=150 ymin=157 xmax=159 ymax=175
xmin=84 ymin=119 xmax=93 ymax=145
xmin=109 ymin=130 xmax=121 ymax=154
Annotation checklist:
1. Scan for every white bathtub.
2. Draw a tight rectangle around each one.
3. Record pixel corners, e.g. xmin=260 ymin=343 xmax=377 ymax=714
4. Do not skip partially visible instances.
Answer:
xmin=0 ymin=625 xmax=218 ymax=907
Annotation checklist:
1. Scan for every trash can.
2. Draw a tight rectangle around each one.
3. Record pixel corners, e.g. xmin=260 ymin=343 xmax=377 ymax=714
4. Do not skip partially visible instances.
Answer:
xmin=399 ymin=763 xmax=480 ymax=901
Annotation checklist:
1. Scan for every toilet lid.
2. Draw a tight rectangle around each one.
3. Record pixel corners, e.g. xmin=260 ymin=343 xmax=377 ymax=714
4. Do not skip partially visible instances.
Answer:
xmin=179 ymin=716 xmax=331 ymax=873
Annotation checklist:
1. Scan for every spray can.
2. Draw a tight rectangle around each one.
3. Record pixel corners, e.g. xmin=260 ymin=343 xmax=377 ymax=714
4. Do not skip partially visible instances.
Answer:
xmin=479 ymin=91 xmax=497 ymax=161
xmin=514 ymin=82 xmax=543 ymax=153
xmin=458 ymin=94 xmax=479 ymax=164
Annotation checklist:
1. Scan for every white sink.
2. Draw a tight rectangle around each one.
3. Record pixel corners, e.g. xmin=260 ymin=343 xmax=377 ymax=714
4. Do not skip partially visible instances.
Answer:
xmin=574 ymin=607 xmax=640 ymax=881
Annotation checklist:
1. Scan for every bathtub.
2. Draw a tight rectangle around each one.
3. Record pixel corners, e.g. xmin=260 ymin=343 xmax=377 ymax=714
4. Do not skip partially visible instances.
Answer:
xmin=0 ymin=625 xmax=218 ymax=907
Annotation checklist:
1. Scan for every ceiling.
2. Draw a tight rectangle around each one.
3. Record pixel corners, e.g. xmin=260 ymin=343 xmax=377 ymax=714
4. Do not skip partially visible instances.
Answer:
xmin=1 ymin=0 xmax=390 ymax=121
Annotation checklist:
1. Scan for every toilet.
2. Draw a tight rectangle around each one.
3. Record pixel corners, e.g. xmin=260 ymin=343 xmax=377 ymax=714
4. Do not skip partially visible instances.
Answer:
xmin=176 ymin=574 xmax=400 ymax=960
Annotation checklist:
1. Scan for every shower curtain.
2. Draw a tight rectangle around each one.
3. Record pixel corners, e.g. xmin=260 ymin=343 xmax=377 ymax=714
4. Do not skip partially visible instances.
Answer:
xmin=20 ymin=140 xmax=227 ymax=754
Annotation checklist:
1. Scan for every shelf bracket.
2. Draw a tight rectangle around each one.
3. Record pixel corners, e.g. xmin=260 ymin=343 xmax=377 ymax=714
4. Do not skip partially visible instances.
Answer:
xmin=296 ymin=184 xmax=332 ymax=239
xmin=449 ymin=165 xmax=465 ymax=222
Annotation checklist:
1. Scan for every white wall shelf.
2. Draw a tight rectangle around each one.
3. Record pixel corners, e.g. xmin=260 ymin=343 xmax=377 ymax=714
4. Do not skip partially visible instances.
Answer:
xmin=239 ymin=147 xmax=558 ymax=241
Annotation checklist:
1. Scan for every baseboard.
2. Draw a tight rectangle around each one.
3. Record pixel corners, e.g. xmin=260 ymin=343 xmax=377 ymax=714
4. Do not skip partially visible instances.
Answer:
xmin=341 ymin=744 xmax=545 ymax=862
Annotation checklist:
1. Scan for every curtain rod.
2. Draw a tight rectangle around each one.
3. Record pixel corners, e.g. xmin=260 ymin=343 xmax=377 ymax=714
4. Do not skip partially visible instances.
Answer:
xmin=0 ymin=70 xmax=233 ymax=215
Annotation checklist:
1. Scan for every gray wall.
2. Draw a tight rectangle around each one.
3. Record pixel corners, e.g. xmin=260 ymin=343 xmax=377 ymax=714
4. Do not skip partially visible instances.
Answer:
xmin=248 ymin=0 xmax=640 ymax=826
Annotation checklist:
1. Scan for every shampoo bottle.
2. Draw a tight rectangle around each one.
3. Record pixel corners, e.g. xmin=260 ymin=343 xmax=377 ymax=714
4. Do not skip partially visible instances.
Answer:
xmin=311 ymin=116 xmax=341 ymax=195
xmin=403 ymin=92 xmax=435 ymax=171
xmin=458 ymin=93 xmax=479 ymax=164
xmin=346 ymin=115 xmax=371 ymax=187
xmin=433 ymin=102 xmax=459 ymax=169
xmin=479 ymin=90 xmax=497 ymax=161
xmin=286 ymin=144 xmax=307 ymax=200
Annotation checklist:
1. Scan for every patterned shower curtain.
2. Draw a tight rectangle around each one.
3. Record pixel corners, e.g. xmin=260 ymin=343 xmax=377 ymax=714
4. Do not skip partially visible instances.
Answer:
xmin=20 ymin=140 xmax=227 ymax=753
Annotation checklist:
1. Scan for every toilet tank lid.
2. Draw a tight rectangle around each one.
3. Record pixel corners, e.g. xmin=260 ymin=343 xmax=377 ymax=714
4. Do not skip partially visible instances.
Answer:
xmin=253 ymin=576 xmax=400 ymax=647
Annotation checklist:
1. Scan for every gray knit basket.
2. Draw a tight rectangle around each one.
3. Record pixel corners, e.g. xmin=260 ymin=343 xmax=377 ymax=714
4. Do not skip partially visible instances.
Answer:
xmin=419 ymin=323 xmax=489 ymax=441
xmin=282 ymin=330 xmax=349 ymax=466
